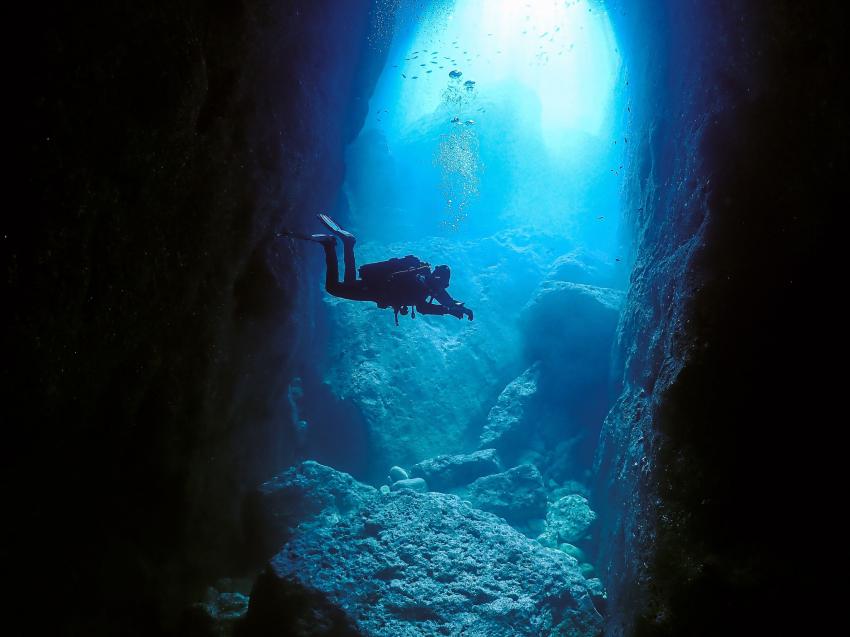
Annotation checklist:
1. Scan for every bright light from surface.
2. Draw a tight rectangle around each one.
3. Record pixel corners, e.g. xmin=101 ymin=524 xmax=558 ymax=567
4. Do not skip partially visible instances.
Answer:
xmin=349 ymin=0 xmax=625 ymax=252
xmin=379 ymin=0 xmax=620 ymax=141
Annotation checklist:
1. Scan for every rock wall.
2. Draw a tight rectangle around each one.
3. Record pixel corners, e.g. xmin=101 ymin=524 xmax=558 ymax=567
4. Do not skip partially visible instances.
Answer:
xmin=595 ymin=1 xmax=842 ymax=635
xmin=12 ymin=1 xmax=394 ymax=633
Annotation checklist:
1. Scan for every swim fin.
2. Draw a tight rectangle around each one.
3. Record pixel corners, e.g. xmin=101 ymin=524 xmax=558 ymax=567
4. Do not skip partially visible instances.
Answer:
xmin=277 ymin=230 xmax=336 ymax=245
xmin=317 ymin=213 xmax=356 ymax=243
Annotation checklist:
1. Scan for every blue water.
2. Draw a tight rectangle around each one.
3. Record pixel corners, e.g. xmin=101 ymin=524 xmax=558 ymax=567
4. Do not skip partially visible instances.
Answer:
xmin=309 ymin=0 xmax=627 ymax=477
xmin=247 ymin=1 xmax=630 ymax=631
xmin=346 ymin=0 xmax=626 ymax=250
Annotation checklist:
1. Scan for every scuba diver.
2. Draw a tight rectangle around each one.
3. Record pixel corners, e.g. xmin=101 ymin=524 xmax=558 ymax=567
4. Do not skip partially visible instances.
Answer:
xmin=280 ymin=214 xmax=474 ymax=325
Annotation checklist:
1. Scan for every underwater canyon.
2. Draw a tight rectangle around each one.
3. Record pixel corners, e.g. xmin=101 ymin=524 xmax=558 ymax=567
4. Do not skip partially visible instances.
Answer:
xmin=12 ymin=0 xmax=842 ymax=635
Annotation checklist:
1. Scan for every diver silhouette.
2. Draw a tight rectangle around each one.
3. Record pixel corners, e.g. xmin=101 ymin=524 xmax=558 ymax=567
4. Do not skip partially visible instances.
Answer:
xmin=281 ymin=214 xmax=474 ymax=325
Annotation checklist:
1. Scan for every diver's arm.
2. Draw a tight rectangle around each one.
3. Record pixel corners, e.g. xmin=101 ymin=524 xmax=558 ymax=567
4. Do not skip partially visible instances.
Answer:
xmin=432 ymin=287 xmax=456 ymax=306
xmin=433 ymin=288 xmax=473 ymax=320
xmin=416 ymin=299 xmax=473 ymax=320
xmin=416 ymin=302 xmax=451 ymax=316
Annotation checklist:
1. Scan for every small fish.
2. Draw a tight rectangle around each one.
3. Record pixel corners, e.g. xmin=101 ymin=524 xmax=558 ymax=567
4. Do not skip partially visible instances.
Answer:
xmin=449 ymin=70 xmax=463 ymax=78
xmin=540 ymin=32 xmax=548 ymax=37
xmin=597 ymin=216 xmax=605 ymax=220
xmin=451 ymin=116 xmax=460 ymax=123
xmin=402 ymin=73 xmax=407 ymax=78
xmin=464 ymin=80 xmax=476 ymax=88
xmin=412 ymin=75 xmax=418 ymax=79
xmin=465 ymin=119 xmax=475 ymax=125
xmin=426 ymin=70 xmax=432 ymax=73
xmin=615 ymin=258 xmax=621 ymax=262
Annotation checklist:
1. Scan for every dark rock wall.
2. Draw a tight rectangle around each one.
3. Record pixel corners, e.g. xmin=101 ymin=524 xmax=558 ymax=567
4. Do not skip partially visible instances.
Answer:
xmin=596 ymin=1 xmax=842 ymax=635
xmin=12 ymin=1 xmax=393 ymax=633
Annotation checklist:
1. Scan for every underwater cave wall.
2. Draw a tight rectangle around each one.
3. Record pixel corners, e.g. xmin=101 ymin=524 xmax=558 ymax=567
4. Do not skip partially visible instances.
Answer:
xmin=596 ymin=1 xmax=842 ymax=635
xmin=13 ymin=1 xmax=392 ymax=633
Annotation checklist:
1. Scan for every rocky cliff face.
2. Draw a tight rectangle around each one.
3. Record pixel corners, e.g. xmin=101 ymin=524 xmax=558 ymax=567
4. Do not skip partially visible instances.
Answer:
xmin=13 ymin=1 xmax=394 ymax=633
xmin=595 ymin=2 xmax=841 ymax=635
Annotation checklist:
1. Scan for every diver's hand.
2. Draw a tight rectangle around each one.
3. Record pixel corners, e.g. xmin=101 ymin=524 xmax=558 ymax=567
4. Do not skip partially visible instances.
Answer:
xmin=447 ymin=303 xmax=473 ymax=321
xmin=447 ymin=305 xmax=464 ymax=319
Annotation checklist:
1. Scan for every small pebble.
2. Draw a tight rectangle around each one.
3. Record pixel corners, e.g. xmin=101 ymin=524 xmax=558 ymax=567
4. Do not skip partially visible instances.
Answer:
xmin=391 ymin=478 xmax=428 ymax=493
xmin=389 ymin=466 xmax=409 ymax=482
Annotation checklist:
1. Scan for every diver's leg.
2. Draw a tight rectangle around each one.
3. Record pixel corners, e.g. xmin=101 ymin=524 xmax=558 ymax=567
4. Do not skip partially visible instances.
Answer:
xmin=317 ymin=214 xmax=357 ymax=283
xmin=342 ymin=235 xmax=357 ymax=283
xmin=319 ymin=236 xmax=340 ymax=291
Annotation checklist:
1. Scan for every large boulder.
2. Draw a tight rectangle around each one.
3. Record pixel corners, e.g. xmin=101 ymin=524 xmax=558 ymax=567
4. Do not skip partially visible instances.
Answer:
xmin=240 ymin=462 xmax=602 ymax=637
xmin=466 ymin=464 xmax=548 ymax=525
xmin=479 ymin=363 xmax=541 ymax=452
xmin=242 ymin=461 xmax=376 ymax=561
xmin=409 ymin=449 xmax=502 ymax=491
xmin=547 ymin=250 xmax=618 ymax=288
xmin=520 ymin=282 xmax=623 ymax=383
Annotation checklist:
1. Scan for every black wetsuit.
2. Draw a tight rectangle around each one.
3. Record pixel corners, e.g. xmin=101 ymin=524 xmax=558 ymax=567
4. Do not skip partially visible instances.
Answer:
xmin=320 ymin=240 xmax=461 ymax=317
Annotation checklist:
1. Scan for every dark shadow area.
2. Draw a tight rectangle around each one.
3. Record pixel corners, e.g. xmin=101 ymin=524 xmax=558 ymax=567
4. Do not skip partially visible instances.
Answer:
xmin=297 ymin=370 xmax=372 ymax=481
xmin=236 ymin=569 xmax=362 ymax=637
xmin=595 ymin=1 xmax=843 ymax=635
xmin=11 ymin=1 xmax=394 ymax=634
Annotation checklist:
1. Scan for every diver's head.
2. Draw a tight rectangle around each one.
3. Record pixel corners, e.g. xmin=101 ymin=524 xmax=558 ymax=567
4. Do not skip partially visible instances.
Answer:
xmin=433 ymin=265 xmax=451 ymax=288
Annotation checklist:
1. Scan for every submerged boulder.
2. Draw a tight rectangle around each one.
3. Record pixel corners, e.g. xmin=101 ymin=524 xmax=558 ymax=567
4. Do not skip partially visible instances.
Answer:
xmin=409 ymin=449 xmax=502 ymax=491
xmin=547 ymin=250 xmax=617 ymax=288
xmin=466 ymin=464 xmax=547 ymax=525
xmin=479 ymin=363 xmax=541 ymax=452
xmin=241 ymin=461 xmax=602 ymax=637
xmin=520 ymin=282 xmax=623 ymax=383
xmin=242 ymin=461 xmax=376 ymax=560
xmin=544 ymin=494 xmax=598 ymax=545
